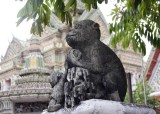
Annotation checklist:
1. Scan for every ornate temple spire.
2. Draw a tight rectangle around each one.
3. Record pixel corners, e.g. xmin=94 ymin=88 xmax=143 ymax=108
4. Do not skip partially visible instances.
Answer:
xmin=28 ymin=37 xmax=41 ymax=52
xmin=24 ymin=38 xmax=43 ymax=69
xmin=19 ymin=38 xmax=50 ymax=76
xmin=12 ymin=38 xmax=51 ymax=92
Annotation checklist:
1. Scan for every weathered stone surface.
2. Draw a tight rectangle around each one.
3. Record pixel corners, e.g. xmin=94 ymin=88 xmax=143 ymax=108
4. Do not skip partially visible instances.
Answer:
xmin=48 ymin=20 xmax=127 ymax=111
xmin=64 ymin=20 xmax=127 ymax=106
xmin=42 ymin=99 xmax=156 ymax=114
xmin=48 ymin=72 xmax=65 ymax=112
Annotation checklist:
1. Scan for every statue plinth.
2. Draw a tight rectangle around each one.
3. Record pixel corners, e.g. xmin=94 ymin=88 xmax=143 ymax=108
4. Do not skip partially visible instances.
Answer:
xmin=42 ymin=99 xmax=156 ymax=114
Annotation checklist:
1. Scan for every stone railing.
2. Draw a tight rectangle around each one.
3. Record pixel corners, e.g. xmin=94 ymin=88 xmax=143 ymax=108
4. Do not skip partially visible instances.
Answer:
xmin=0 ymin=88 xmax=52 ymax=98
xmin=11 ymin=82 xmax=51 ymax=91
xmin=15 ymin=75 xmax=49 ymax=84
xmin=19 ymin=68 xmax=51 ymax=76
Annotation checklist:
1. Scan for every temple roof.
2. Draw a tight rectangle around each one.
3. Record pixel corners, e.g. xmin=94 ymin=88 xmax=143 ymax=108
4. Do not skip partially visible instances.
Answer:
xmin=3 ymin=37 xmax=27 ymax=61
xmin=145 ymin=48 xmax=160 ymax=80
xmin=49 ymin=0 xmax=85 ymax=30
xmin=50 ymin=13 xmax=66 ymax=29
xmin=35 ymin=1 xmax=108 ymax=42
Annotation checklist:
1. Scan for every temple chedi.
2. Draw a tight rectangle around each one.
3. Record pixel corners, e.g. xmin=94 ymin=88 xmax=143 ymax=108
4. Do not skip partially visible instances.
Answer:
xmin=0 ymin=38 xmax=51 ymax=114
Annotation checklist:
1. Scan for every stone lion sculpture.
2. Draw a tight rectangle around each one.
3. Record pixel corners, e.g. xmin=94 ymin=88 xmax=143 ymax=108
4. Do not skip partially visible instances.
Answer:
xmin=48 ymin=20 xmax=127 ymax=112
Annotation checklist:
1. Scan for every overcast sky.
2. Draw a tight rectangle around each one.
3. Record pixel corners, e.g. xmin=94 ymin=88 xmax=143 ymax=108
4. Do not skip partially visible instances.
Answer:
xmin=0 ymin=0 xmax=151 ymax=61
xmin=0 ymin=0 xmax=32 ymax=57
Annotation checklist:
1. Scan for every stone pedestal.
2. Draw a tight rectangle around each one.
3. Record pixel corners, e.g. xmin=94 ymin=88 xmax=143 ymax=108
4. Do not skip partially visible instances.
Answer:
xmin=42 ymin=99 xmax=156 ymax=114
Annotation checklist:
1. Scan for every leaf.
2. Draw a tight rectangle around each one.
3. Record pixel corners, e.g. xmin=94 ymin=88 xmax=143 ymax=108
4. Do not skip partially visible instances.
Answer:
xmin=153 ymin=37 xmax=157 ymax=47
xmin=92 ymin=0 xmax=97 ymax=9
xmin=45 ymin=0 xmax=51 ymax=7
xmin=116 ymin=32 xmax=121 ymax=42
xmin=40 ymin=5 xmax=44 ymax=21
xmin=66 ymin=12 xmax=72 ymax=26
xmin=68 ymin=12 xmax=72 ymax=26
xmin=65 ymin=0 xmax=75 ymax=11
xmin=32 ymin=0 xmax=43 ymax=10
xmin=30 ymin=22 xmax=36 ymax=34
xmin=157 ymin=38 xmax=160 ymax=48
xmin=112 ymin=15 xmax=117 ymax=21
xmin=17 ymin=7 xmax=26 ymax=18
xmin=110 ymin=35 xmax=117 ymax=47
xmin=72 ymin=1 xmax=77 ymax=16
xmin=144 ymin=29 xmax=147 ymax=37
xmin=146 ymin=24 xmax=152 ymax=32
xmin=141 ymin=42 xmax=146 ymax=55
xmin=37 ymin=21 xmax=43 ymax=36
xmin=54 ymin=0 xmax=59 ymax=11
xmin=17 ymin=16 xmax=27 ymax=26
xmin=153 ymin=29 xmax=157 ymax=37
xmin=139 ymin=26 xmax=143 ymax=36
xmin=26 ymin=0 xmax=34 ymax=15
xmin=31 ymin=11 xmax=38 ymax=19
xmin=132 ymin=38 xmax=137 ymax=52
xmin=42 ymin=3 xmax=51 ymax=25
xmin=122 ymin=35 xmax=130 ymax=49
xmin=105 ymin=0 xmax=108 ymax=4
xmin=43 ymin=4 xmax=50 ymax=13
xmin=50 ymin=0 xmax=55 ymax=4
xmin=98 ymin=0 xmax=104 ymax=4
xmin=109 ymin=24 xmax=113 ymax=33
xmin=61 ymin=12 xmax=65 ymax=22
xmin=85 ymin=0 xmax=91 ymax=4
xmin=112 ymin=7 xmax=119 ymax=13
xmin=85 ymin=3 xmax=91 ymax=11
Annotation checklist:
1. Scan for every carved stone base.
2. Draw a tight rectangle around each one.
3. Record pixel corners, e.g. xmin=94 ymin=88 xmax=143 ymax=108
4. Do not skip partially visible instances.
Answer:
xmin=42 ymin=99 xmax=156 ymax=114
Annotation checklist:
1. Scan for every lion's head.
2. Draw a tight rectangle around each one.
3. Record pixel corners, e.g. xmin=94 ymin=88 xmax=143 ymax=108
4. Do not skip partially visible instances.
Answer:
xmin=66 ymin=20 xmax=100 ymax=48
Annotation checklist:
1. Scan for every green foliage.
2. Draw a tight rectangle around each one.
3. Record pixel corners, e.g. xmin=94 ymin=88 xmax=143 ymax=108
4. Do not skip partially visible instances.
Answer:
xmin=125 ymin=81 xmax=160 ymax=109
xmin=17 ymin=0 xmax=160 ymax=55
xmin=110 ymin=0 xmax=160 ymax=55
xmin=17 ymin=0 xmax=44 ymax=35
xmin=17 ymin=0 xmax=106 ymax=36
xmin=17 ymin=0 xmax=72 ymax=36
